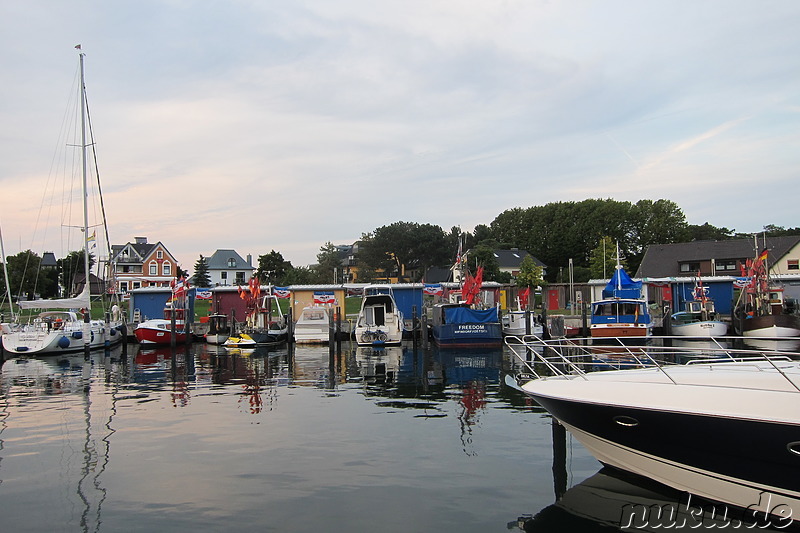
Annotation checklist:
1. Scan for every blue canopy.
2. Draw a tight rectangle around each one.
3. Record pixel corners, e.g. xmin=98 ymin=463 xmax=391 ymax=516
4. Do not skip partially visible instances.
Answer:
xmin=602 ymin=267 xmax=642 ymax=299
xmin=445 ymin=306 xmax=498 ymax=324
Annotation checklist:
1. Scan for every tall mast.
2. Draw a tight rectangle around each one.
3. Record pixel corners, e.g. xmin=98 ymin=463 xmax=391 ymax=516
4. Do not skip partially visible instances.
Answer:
xmin=79 ymin=51 xmax=91 ymax=288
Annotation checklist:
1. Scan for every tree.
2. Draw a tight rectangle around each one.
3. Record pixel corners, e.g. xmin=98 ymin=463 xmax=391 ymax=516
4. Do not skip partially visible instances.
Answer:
xmin=192 ymin=255 xmax=212 ymax=288
xmin=466 ymin=245 xmax=501 ymax=281
xmin=58 ymin=250 xmax=96 ymax=296
xmin=761 ymin=225 xmax=800 ymax=237
xmin=256 ymin=250 xmax=291 ymax=285
xmin=588 ymin=236 xmax=620 ymax=280
xmin=685 ymin=222 xmax=734 ymax=241
xmin=358 ymin=221 xmax=450 ymax=281
xmin=314 ymin=242 xmax=342 ymax=283
xmin=7 ymin=250 xmax=44 ymax=301
xmin=516 ymin=255 xmax=545 ymax=289
xmin=282 ymin=265 xmax=316 ymax=285
xmin=628 ymin=199 xmax=687 ymax=272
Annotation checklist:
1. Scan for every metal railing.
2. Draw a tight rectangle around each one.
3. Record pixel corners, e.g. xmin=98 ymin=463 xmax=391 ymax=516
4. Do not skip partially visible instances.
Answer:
xmin=505 ymin=335 xmax=800 ymax=392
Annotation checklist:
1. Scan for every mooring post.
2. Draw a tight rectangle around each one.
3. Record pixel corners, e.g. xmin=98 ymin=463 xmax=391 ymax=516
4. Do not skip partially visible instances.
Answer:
xmin=336 ymin=306 xmax=342 ymax=351
xmin=421 ymin=312 xmax=428 ymax=350
xmin=287 ymin=307 xmax=294 ymax=346
xmin=412 ymin=305 xmax=418 ymax=350
xmin=170 ymin=307 xmax=176 ymax=349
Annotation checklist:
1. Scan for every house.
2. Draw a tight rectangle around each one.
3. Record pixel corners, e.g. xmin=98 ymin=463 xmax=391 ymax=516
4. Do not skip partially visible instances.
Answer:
xmin=452 ymin=248 xmax=546 ymax=283
xmin=110 ymin=237 xmax=179 ymax=294
xmin=205 ymin=249 xmax=255 ymax=286
xmin=636 ymin=236 xmax=800 ymax=279
xmin=635 ymin=236 xmax=800 ymax=316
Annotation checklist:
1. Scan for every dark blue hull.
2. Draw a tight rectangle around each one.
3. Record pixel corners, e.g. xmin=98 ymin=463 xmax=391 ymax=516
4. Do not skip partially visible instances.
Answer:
xmin=431 ymin=322 xmax=502 ymax=348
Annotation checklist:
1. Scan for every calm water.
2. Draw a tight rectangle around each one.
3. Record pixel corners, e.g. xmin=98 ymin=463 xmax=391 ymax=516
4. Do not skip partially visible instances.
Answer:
xmin=1 ymin=340 xmax=789 ymax=532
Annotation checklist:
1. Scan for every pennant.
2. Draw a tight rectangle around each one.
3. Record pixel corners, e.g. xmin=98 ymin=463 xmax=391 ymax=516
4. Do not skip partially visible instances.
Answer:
xmin=313 ymin=291 xmax=337 ymax=304
xmin=86 ymin=230 xmax=97 ymax=249
xmin=423 ymin=284 xmax=443 ymax=295
xmin=195 ymin=289 xmax=212 ymax=300
xmin=274 ymin=287 xmax=291 ymax=299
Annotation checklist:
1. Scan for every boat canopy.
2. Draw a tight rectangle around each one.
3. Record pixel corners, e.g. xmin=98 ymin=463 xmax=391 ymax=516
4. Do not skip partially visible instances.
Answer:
xmin=601 ymin=267 xmax=642 ymax=299
xmin=17 ymin=284 xmax=91 ymax=310
xmin=444 ymin=306 xmax=498 ymax=324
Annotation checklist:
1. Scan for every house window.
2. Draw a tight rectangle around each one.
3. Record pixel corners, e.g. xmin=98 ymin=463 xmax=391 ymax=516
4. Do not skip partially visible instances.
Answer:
xmin=157 ymin=250 xmax=163 ymax=259
xmin=235 ymin=272 xmax=246 ymax=285
xmin=163 ymin=263 xmax=171 ymax=276
xmin=789 ymin=259 xmax=799 ymax=270
xmin=120 ymin=281 xmax=129 ymax=293
xmin=679 ymin=262 xmax=700 ymax=273
xmin=149 ymin=263 xmax=157 ymax=275
xmin=228 ymin=258 xmax=236 ymax=268
xmin=715 ymin=260 xmax=737 ymax=271
xmin=221 ymin=272 xmax=228 ymax=280
xmin=132 ymin=281 xmax=141 ymax=290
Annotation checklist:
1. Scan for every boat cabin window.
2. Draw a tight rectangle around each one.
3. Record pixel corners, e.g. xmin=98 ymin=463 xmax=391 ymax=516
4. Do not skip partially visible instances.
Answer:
xmin=593 ymin=302 xmax=642 ymax=316
xmin=305 ymin=310 xmax=326 ymax=321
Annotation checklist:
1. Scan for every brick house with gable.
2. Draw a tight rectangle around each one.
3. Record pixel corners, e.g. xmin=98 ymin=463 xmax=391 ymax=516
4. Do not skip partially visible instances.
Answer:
xmin=110 ymin=236 xmax=180 ymax=293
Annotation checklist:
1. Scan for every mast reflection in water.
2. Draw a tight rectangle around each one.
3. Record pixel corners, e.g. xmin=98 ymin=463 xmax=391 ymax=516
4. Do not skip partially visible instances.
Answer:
xmin=0 ymin=340 xmax=687 ymax=532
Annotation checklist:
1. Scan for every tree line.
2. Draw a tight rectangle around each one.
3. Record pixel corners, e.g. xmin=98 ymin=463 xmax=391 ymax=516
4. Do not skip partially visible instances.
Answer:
xmin=192 ymin=198 xmax=798 ymax=288
xmin=5 ymin=198 xmax=798 ymax=300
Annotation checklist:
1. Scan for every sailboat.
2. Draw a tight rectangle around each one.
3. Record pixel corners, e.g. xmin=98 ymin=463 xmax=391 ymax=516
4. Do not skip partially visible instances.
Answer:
xmin=1 ymin=49 xmax=124 ymax=355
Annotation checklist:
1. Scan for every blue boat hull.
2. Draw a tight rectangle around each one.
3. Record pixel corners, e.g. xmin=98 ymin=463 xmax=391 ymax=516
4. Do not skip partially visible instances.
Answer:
xmin=431 ymin=322 xmax=502 ymax=347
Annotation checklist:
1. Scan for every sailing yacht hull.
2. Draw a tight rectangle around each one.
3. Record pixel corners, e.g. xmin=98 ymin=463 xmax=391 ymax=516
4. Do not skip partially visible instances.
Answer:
xmin=2 ymin=320 xmax=122 ymax=355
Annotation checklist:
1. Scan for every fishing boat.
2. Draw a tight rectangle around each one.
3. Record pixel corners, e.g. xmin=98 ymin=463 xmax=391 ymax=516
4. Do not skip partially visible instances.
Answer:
xmin=430 ymin=303 xmax=502 ymax=347
xmin=354 ymin=285 xmax=404 ymax=346
xmin=294 ymin=306 xmax=331 ymax=344
xmin=506 ymin=335 xmax=800 ymax=521
xmin=590 ymin=264 xmax=651 ymax=338
xmin=1 ymin=50 xmax=125 ymax=355
xmin=235 ymin=280 xmax=288 ymax=345
xmin=733 ymin=245 xmax=800 ymax=337
xmin=670 ymin=275 xmax=728 ymax=337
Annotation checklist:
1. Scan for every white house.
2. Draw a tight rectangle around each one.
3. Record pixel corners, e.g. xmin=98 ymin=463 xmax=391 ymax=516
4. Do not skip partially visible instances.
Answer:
xmin=205 ymin=249 xmax=255 ymax=286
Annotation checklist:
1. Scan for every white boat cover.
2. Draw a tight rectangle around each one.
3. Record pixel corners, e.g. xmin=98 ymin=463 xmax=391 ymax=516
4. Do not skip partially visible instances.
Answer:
xmin=17 ymin=285 xmax=91 ymax=310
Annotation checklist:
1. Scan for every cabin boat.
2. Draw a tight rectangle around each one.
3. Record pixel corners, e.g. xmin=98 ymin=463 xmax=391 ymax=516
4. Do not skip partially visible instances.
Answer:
xmin=670 ymin=276 xmax=728 ymax=337
xmin=430 ymin=303 xmax=502 ymax=348
xmin=354 ymin=286 xmax=404 ymax=346
xmin=590 ymin=266 xmax=651 ymax=338
xmin=670 ymin=301 xmax=728 ymax=337
xmin=501 ymin=309 xmax=544 ymax=337
xmin=507 ymin=335 xmax=800 ymax=522
xmin=294 ymin=306 xmax=330 ymax=344
xmin=205 ymin=313 xmax=230 ymax=345
xmin=134 ymin=301 xmax=189 ymax=345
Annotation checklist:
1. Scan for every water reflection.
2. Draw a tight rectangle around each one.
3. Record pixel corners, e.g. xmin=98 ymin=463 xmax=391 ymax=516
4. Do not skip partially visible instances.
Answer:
xmin=0 ymin=348 xmax=125 ymax=533
xmin=0 ymin=341 xmax=555 ymax=532
xmin=512 ymin=466 xmax=796 ymax=532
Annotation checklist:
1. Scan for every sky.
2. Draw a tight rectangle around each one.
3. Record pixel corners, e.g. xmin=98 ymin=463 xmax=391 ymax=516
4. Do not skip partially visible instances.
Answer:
xmin=1 ymin=1 xmax=799 ymax=274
